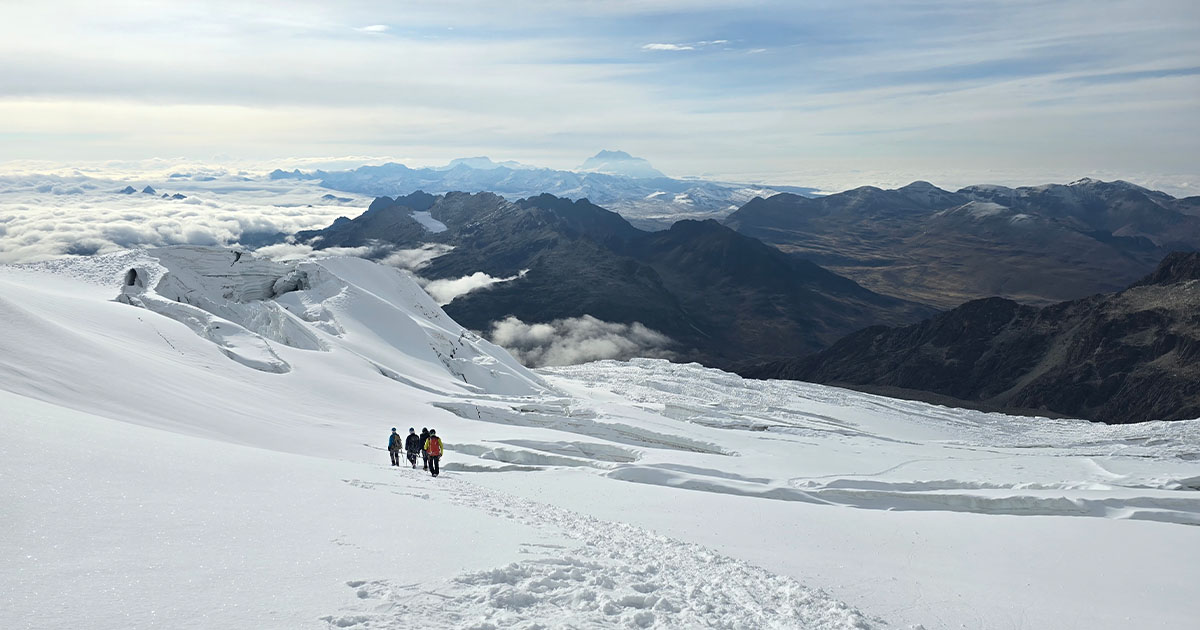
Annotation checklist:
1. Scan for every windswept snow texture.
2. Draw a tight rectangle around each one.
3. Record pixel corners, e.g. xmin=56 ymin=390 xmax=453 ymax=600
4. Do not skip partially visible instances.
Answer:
xmin=3 ymin=248 xmax=1200 ymax=630
xmin=540 ymin=360 xmax=1200 ymax=524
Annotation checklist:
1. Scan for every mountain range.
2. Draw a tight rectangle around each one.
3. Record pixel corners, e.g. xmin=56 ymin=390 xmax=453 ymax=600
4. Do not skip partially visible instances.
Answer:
xmin=295 ymin=191 xmax=932 ymax=366
xmin=745 ymin=252 xmax=1200 ymax=423
xmin=726 ymin=178 xmax=1200 ymax=308
xmin=287 ymin=174 xmax=1200 ymax=422
xmin=272 ymin=151 xmax=818 ymax=231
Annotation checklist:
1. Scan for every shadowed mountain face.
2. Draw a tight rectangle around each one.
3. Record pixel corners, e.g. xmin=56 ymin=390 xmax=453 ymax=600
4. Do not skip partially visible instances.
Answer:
xmin=745 ymin=253 xmax=1200 ymax=423
xmin=725 ymin=178 xmax=1200 ymax=309
xmin=295 ymin=191 xmax=933 ymax=366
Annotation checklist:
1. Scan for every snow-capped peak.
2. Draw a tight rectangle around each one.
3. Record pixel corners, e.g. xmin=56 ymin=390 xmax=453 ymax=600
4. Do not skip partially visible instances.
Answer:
xmin=439 ymin=156 xmax=532 ymax=171
xmin=577 ymin=150 xmax=666 ymax=179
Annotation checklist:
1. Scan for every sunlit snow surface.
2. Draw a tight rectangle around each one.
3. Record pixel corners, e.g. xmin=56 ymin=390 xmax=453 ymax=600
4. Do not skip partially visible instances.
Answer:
xmin=2 ymin=247 xmax=1199 ymax=630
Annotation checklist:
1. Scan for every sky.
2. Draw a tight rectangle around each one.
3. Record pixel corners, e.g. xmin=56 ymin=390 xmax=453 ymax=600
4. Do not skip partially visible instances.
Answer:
xmin=1 ymin=0 xmax=1198 ymax=187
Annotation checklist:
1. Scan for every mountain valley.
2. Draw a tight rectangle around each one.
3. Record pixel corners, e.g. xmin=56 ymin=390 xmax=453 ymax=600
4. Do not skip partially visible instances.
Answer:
xmin=726 ymin=178 xmax=1200 ymax=308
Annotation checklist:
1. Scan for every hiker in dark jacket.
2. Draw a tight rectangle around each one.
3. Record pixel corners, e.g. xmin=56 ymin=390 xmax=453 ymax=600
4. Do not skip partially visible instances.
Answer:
xmin=424 ymin=429 xmax=444 ymax=477
xmin=387 ymin=427 xmax=402 ymax=467
xmin=403 ymin=427 xmax=422 ymax=468
xmin=419 ymin=428 xmax=430 ymax=470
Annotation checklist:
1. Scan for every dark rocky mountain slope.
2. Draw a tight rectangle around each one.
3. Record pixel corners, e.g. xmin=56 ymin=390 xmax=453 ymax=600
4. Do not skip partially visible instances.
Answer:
xmin=725 ymin=178 xmax=1200 ymax=309
xmin=296 ymin=191 xmax=932 ymax=366
xmin=746 ymin=252 xmax=1200 ymax=423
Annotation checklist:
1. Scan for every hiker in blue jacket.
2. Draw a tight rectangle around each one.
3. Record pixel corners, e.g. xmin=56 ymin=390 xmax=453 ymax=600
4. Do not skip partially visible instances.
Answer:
xmin=387 ymin=427 xmax=402 ymax=466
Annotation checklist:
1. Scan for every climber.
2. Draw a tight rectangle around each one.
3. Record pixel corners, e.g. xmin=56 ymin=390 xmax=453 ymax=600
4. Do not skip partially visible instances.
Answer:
xmin=387 ymin=427 xmax=402 ymax=467
xmin=425 ymin=429 xmax=443 ymax=477
xmin=404 ymin=427 xmax=422 ymax=468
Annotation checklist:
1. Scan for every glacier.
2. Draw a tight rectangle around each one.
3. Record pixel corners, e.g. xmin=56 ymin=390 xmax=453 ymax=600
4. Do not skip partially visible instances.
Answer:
xmin=2 ymin=246 xmax=1199 ymax=629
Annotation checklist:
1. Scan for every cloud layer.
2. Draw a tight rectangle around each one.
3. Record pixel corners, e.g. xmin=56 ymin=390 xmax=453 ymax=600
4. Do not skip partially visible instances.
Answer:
xmin=0 ymin=172 xmax=370 ymax=264
xmin=4 ymin=160 xmax=1198 ymax=268
xmin=251 ymin=242 xmax=379 ymax=261
xmin=488 ymin=315 xmax=675 ymax=367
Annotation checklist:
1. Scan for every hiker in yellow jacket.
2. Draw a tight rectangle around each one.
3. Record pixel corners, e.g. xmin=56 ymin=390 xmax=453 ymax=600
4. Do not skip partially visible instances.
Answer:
xmin=424 ymin=429 xmax=444 ymax=477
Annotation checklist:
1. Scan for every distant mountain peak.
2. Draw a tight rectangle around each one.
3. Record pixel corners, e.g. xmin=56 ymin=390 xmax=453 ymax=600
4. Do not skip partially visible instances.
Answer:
xmin=592 ymin=149 xmax=633 ymax=160
xmin=268 ymin=168 xmax=313 ymax=180
xmin=899 ymin=180 xmax=941 ymax=190
xmin=441 ymin=156 xmax=530 ymax=171
xmin=1066 ymin=177 xmax=1151 ymax=193
xmin=577 ymin=150 xmax=666 ymax=179
xmin=893 ymin=180 xmax=961 ymax=207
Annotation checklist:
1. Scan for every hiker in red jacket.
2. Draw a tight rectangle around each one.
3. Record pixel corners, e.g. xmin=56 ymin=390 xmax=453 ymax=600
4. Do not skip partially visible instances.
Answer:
xmin=424 ymin=429 xmax=444 ymax=477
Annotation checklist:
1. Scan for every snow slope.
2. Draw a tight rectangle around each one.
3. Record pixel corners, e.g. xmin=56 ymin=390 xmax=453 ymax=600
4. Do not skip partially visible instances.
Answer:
xmin=3 ymin=247 xmax=1199 ymax=629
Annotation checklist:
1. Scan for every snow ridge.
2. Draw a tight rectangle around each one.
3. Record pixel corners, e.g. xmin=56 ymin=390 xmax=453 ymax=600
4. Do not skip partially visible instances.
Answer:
xmin=108 ymin=245 xmax=546 ymax=395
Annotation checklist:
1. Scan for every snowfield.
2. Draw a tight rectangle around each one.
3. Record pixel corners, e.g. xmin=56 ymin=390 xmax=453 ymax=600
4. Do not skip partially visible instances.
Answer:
xmin=2 ymin=247 xmax=1198 ymax=630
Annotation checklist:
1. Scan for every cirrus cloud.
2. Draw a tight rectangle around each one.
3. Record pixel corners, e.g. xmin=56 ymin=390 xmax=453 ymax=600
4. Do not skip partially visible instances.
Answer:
xmin=641 ymin=39 xmax=728 ymax=52
xmin=642 ymin=43 xmax=695 ymax=51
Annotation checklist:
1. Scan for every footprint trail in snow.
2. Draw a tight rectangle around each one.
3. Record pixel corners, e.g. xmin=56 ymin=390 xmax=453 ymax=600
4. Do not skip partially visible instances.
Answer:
xmin=327 ymin=473 xmax=875 ymax=630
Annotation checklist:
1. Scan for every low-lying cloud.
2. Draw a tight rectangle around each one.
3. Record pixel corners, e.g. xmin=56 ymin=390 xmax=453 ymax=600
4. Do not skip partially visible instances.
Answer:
xmin=381 ymin=243 xmax=455 ymax=270
xmin=0 ymin=172 xmax=369 ymax=264
xmin=252 ymin=242 xmax=381 ymax=261
xmin=423 ymin=270 xmax=525 ymax=305
xmin=487 ymin=315 xmax=675 ymax=367
xmin=251 ymin=240 xmax=455 ymax=272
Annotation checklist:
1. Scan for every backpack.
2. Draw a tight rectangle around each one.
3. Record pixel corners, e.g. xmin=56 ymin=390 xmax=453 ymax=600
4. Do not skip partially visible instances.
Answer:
xmin=427 ymin=437 xmax=443 ymax=457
